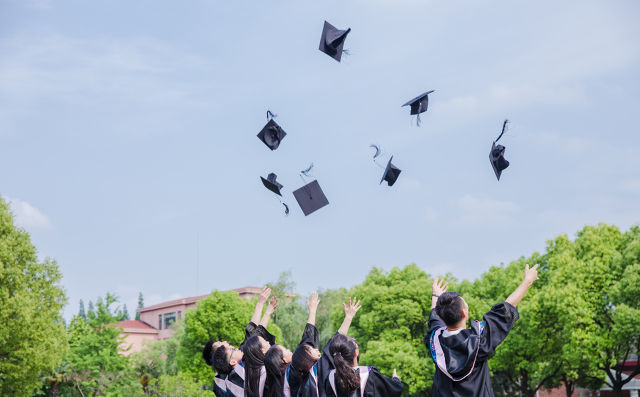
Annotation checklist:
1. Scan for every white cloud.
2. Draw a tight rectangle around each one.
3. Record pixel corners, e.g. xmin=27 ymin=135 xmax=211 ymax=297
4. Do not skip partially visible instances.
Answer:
xmin=456 ymin=194 xmax=519 ymax=227
xmin=4 ymin=196 xmax=51 ymax=230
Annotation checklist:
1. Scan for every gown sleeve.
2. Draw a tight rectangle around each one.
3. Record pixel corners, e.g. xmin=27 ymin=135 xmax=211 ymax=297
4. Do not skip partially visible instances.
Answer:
xmin=477 ymin=301 xmax=519 ymax=360
xmin=425 ymin=309 xmax=446 ymax=354
xmin=366 ymin=367 xmax=404 ymax=397
xmin=240 ymin=321 xmax=276 ymax=348
xmin=299 ymin=323 xmax=319 ymax=348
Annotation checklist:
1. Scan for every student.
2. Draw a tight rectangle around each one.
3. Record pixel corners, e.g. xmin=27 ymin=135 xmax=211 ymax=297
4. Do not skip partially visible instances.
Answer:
xmin=241 ymin=294 xmax=279 ymax=397
xmin=324 ymin=333 xmax=403 ymax=397
xmin=204 ymin=287 xmax=278 ymax=396
xmin=426 ymin=264 xmax=539 ymax=397
xmin=281 ymin=292 xmax=321 ymax=397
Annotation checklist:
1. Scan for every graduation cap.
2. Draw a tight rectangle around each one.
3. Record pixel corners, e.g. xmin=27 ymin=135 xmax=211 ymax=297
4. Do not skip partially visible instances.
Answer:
xmin=370 ymin=145 xmax=401 ymax=187
xmin=257 ymin=111 xmax=287 ymax=150
xmin=402 ymin=90 xmax=435 ymax=126
xmin=292 ymin=163 xmax=329 ymax=216
xmin=319 ymin=21 xmax=351 ymax=62
xmin=489 ymin=119 xmax=510 ymax=181
xmin=260 ymin=172 xmax=289 ymax=215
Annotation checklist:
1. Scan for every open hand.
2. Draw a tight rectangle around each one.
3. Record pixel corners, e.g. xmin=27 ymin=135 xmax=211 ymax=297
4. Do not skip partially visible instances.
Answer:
xmin=307 ymin=292 xmax=319 ymax=313
xmin=258 ymin=287 xmax=272 ymax=304
xmin=432 ymin=278 xmax=448 ymax=296
xmin=524 ymin=264 xmax=539 ymax=284
xmin=393 ymin=368 xmax=399 ymax=379
xmin=266 ymin=296 xmax=279 ymax=313
xmin=343 ymin=297 xmax=362 ymax=318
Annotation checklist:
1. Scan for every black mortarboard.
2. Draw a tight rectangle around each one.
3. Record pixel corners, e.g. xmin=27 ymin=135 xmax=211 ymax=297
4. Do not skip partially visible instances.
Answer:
xmin=380 ymin=156 xmax=402 ymax=186
xmin=261 ymin=173 xmax=283 ymax=196
xmin=319 ymin=21 xmax=351 ymax=62
xmin=402 ymin=90 xmax=435 ymax=125
xmin=489 ymin=119 xmax=510 ymax=181
xmin=293 ymin=180 xmax=329 ymax=216
xmin=257 ymin=118 xmax=287 ymax=151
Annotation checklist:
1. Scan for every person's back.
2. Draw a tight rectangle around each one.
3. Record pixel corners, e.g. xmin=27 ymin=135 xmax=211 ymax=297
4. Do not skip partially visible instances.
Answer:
xmin=426 ymin=264 xmax=539 ymax=397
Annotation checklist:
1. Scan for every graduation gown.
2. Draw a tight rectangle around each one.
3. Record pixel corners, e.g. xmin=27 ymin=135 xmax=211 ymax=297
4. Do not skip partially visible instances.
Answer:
xmin=325 ymin=366 xmax=403 ymax=397
xmin=227 ymin=322 xmax=276 ymax=397
xmin=214 ymin=373 xmax=228 ymax=397
xmin=426 ymin=302 xmax=519 ymax=397
xmin=285 ymin=323 xmax=320 ymax=397
xmin=317 ymin=332 xmax=341 ymax=397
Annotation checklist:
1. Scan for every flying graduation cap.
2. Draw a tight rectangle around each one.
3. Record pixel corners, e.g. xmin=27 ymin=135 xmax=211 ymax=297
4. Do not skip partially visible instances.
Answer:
xmin=489 ymin=119 xmax=510 ymax=181
xmin=402 ymin=90 xmax=435 ymax=126
xmin=260 ymin=173 xmax=289 ymax=215
xmin=292 ymin=163 xmax=329 ymax=216
xmin=319 ymin=21 xmax=351 ymax=62
xmin=370 ymin=144 xmax=402 ymax=187
xmin=257 ymin=111 xmax=287 ymax=150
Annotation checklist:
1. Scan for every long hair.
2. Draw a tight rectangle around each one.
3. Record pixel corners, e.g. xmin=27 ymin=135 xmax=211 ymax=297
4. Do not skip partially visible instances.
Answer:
xmin=329 ymin=334 xmax=360 ymax=393
xmin=435 ymin=291 xmax=464 ymax=326
xmin=242 ymin=335 xmax=265 ymax=397
xmin=264 ymin=345 xmax=286 ymax=397
xmin=290 ymin=344 xmax=318 ymax=380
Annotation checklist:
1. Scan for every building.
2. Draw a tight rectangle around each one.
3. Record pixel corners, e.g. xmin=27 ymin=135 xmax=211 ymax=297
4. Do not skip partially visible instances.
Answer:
xmin=111 ymin=286 xmax=263 ymax=355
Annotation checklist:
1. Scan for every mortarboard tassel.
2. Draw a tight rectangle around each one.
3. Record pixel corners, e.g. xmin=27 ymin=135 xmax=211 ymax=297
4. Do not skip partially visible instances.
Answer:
xmin=300 ymin=163 xmax=314 ymax=178
xmin=370 ymin=144 xmax=381 ymax=159
xmin=495 ymin=119 xmax=509 ymax=143
xmin=266 ymin=110 xmax=277 ymax=120
xmin=282 ymin=202 xmax=289 ymax=216
xmin=416 ymin=113 xmax=421 ymax=127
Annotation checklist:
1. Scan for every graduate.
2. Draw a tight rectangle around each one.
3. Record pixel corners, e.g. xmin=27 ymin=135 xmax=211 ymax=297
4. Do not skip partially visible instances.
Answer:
xmin=426 ymin=264 xmax=540 ymax=397
xmin=324 ymin=333 xmax=403 ymax=397
xmin=207 ymin=287 xmax=278 ymax=397
xmin=281 ymin=292 xmax=322 ymax=397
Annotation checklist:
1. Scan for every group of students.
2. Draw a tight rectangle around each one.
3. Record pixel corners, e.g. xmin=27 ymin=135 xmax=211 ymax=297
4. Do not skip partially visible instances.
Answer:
xmin=202 ymin=290 xmax=403 ymax=397
xmin=203 ymin=264 xmax=540 ymax=397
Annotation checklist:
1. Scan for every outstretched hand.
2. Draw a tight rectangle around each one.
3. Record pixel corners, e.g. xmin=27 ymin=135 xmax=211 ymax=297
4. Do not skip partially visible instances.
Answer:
xmin=524 ymin=264 xmax=540 ymax=284
xmin=258 ymin=287 xmax=272 ymax=305
xmin=343 ymin=297 xmax=362 ymax=318
xmin=392 ymin=368 xmax=399 ymax=379
xmin=266 ymin=296 xmax=279 ymax=313
xmin=307 ymin=292 xmax=319 ymax=313
xmin=432 ymin=278 xmax=448 ymax=296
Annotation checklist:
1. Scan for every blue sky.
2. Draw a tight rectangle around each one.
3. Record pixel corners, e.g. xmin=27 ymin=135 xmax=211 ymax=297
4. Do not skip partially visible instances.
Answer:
xmin=1 ymin=0 xmax=639 ymax=321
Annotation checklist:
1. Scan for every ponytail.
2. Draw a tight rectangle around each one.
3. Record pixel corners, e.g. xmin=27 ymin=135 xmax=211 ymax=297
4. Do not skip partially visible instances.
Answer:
xmin=329 ymin=334 xmax=360 ymax=393
xmin=264 ymin=345 xmax=286 ymax=397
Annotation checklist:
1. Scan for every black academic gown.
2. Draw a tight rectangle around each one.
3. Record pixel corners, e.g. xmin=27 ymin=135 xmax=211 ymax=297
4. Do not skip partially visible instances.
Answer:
xmin=324 ymin=366 xmax=404 ymax=397
xmin=317 ymin=332 xmax=341 ymax=397
xmin=285 ymin=323 xmax=320 ymax=397
xmin=213 ymin=373 xmax=227 ymax=397
xmin=226 ymin=322 xmax=276 ymax=397
xmin=426 ymin=302 xmax=519 ymax=397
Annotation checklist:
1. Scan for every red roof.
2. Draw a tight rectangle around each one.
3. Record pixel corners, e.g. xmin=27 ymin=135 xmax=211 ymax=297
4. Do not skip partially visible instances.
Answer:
xmin=110 ymin=320 xmax=156 ymax=330
xmin=137 ymin=287 xmax=264 ymax=313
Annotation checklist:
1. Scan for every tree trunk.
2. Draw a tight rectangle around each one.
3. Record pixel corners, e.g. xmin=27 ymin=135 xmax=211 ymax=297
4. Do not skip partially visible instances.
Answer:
xmin=52 ymin=383 xmax=59 ymax=397
xmin=614 ymin=387 xmax=623 ymax=397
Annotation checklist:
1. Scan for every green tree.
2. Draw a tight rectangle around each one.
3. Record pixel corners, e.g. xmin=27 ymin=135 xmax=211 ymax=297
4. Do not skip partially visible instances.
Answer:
xmin=88 ymin=300 xmax=95 ymax=317
xmin=136 ymin=292 xmax=144 ymax=321
xmin=267 ymin=271 xmax=306 ymax=350
xmin=79 ymin=299 xmax=87 ymax=319
xmin=341 ymin=264 xmax=437 ymax=396
xmin=147 ymin=374 xmax=214 ymax=397
xmin=177 ymin=290 xmax=282 ymax=386
xmin=120 ymin=304 xmax=130 ymax=321
xmin=0 ymin=197 xmax=68 ymax=396
xmin=316 ymin=287 xmax=349 ymax=347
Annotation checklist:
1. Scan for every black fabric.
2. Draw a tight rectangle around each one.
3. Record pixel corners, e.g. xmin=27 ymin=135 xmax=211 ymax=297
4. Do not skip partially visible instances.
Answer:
xmin=288 ymin=323 xmax=320 ymax=397
xmin=261 ymin=173 xmax=284 ymax=196
xmin=258 ymin=119 xmax=287 ymax=150
xmin=426 ymin=302 xmax=519 ymax=397
xmin=241 ymin=321 xmax=276 ymax=349
xmin=317 ymin=333 xmax=339 ymax=397
xmin=319 ymin=21 xmax=351 ymax=62
xmin=402 ymin=90 xmax=434 ymax=115
xmin=380 ymin=156 xmax=402 ymax=186
xmin=214 ymin=374 xmax=227 ymax=397
xmin=293 ymin=180 xmax=330 ymax=216
xmin=489 ymin=142 xmax=509 ymax=181
xmin=324 ymin=367 xmax=403 ymax=397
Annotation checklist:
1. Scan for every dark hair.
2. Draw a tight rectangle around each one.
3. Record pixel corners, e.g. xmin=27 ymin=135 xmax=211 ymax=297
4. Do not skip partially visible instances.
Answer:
xmin=212 ymin=346 xmax=233 ymax=375
xmin=264 ymin=345 xmax=286 ymax=397
xmin=435 ymin=291 xmax=465 ymax=326
xmin=329 ymin=334 xmax=360 ymax=393
xmin=290 ymin=344 xmax=318 ymax=380
xmin=203 ymin=340 xmax=215 ymax=366
xmin=242 ymin=335 xmax=265 ymax=397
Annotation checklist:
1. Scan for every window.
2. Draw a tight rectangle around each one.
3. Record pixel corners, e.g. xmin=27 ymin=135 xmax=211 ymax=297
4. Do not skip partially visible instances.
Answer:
xmin=164 ymin=312 xmax=176 ymax=329
xmin=178 ymin=311 xmax=182 ymax=320
xmin=158 ymin=314 xmax=162 ymax=330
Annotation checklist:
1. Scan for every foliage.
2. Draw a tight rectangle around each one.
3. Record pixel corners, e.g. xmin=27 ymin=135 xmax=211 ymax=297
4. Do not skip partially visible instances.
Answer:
xmin=79 ymin=299 xmax=87 ymax=319
xmin=146 ymin=374 xmax=214 ymax=397
xmin=316 ymin=287 xmax=349 ymax=347
xmin=177 ymin=290 xmax=282 ymax=386
xmin=267 ymin=271 xmax=307 ymax=350
xmin=136 ymin=292 xmax=144 ymax=321
xmin=0 ymin=197 xmax=68 ymax=396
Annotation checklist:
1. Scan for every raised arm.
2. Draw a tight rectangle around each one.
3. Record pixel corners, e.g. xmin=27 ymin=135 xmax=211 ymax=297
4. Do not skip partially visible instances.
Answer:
xmin=505 ymin=264 xmax=539 ymax=307
xmin=431 ymin=278 xmax=449 ymax=309
xmin=259 ymin=296 xmax=278 ymax=328
xmin=307 ymin=292 xmax=319 ymax=326
xmin=337 ymin=297 xmax=361 ymax=335
xmin=251 ymin=287 xmax=271 ymax=325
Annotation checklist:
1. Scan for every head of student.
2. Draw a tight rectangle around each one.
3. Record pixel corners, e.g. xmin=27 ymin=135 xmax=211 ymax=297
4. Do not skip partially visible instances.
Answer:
xmin=203 ymin=340 xmax=223 ymax=367
xmin=290 ymin=343 xmax=322 ymax=379
xmin=264 ymin=345 xmax=293 ymax=397
xmin=243 ymin=335 xmax=271 ymax=396
xmin=435 ymin=291 xmax=469 ymax=327
xmin=212 ymin=341 xmax=243 ymax=375
xmin=329 ymin=333 xmax=360 ymax=393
